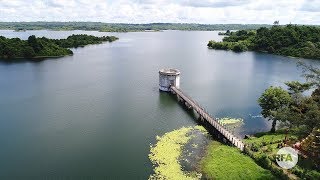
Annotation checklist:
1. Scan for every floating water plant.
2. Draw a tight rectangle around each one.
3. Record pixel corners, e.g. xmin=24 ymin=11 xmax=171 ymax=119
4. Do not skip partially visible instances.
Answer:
xmin=149 ymin=126 xmax=206 ymax=180
xmin=218 ymin=117 xmax=244 ymax=125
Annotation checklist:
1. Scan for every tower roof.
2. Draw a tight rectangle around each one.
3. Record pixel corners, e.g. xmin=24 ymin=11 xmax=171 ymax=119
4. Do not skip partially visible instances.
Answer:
xmin=159 ymin=68 xmax=180 ymax=75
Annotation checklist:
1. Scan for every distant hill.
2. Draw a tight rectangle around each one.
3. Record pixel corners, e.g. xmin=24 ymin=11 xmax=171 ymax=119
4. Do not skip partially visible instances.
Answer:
xmin=0 ymin=22 xmax=273 ymax=32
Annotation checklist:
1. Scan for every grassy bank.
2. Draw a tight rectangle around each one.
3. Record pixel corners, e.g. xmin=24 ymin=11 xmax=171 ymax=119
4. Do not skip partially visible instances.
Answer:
xmin=149 ymin=126 xmax=319 ymax=179
xmin=200 ymin=141 xmax=275 ymax=180
xmin=244 ymin=130 xmax=320 ymax=179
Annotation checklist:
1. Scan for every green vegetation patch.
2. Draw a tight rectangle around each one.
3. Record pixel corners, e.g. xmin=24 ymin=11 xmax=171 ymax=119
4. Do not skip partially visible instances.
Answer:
xmin=0 ymin=34 xmax=118 ymax=60
xmin=218 ymin=117 xmax=244 ymax=125
xmin=253 ymin=63 xmax=320 ymax=178
xmin=244 ymin=132 xmax=295 ymax=146
xmin=200 ymin=141 xmax=275 ymax=180
xmin=244 ymin=130 xmax=320 ymax=179
xmin=149 ymin=126 xmax=206 ymax=179
xmin=208 ymin=25 xmax=320 ymax=60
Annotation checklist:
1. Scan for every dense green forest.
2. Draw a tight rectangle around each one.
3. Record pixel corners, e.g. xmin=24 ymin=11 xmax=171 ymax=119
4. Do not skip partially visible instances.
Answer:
xmin=0 ymin=22 xmax=272 ymax=32
xmin=0 ymin=34 xmax=118 ymax=59
xmin=208 ymin=25 xmax=320 ymax=60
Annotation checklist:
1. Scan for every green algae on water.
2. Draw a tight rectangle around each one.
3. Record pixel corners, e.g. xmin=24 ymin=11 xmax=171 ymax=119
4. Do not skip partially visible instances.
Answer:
xmin=218 ymin=117 xmax=244 ymax=125
xmin=149 ymin=126 xmax=207 ymax=180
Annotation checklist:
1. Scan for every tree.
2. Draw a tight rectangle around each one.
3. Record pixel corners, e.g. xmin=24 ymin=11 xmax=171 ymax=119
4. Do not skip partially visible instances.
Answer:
xmin=27 ymin=35 xmax=42 ymax=53
xmin=258 ymin=87 xmax=292 ymax=132
xmin=312 ymin=88 xmax=320 ymax=104
xmin=232 ymin=42 xmax=248 ymax=52
xmin=269 ymin=64 xmax=320 ymax=132
xmin=1 ymin=34 xmax=116 ymax=60
xmin=301 ymin=128 xmax=320 ymax=166
xmin=285 ymin=81 xmax=313 ymax=94
xmin=273 ymin=21 xmax=279 ymax=26
xmin=3 ymin=46 xmax=16 ymax=58
xmin=207 ymin=40 xmax=215 ymax=47
xmin=311 ymin=129 xmax=320 ymax=159
xmin=298 ymin=62 xmax=320 ymax=88
xmin=209 ymin=25 xmax=320 ymax=60
xmin=299 ymin=62 xmax=320 ymax=105
xmin=286 ymin=81 xmax=313 ymax=114
xmin=23 ymin=46 xmax=36 ymax=58
xmin=303 ymin=99 xmax=320 ymax=130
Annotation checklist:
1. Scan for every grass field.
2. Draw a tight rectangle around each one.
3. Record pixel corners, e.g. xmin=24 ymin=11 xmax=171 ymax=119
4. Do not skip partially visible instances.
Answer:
xmin=243 ymin=130 xmax=320 ymax=179
xmin=200 ymin=141 xmax=275 ymax=180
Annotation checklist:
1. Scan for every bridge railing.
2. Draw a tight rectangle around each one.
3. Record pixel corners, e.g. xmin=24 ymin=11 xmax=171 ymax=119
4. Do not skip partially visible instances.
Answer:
xmin=170 ymin=86 xmax=245 ymax=151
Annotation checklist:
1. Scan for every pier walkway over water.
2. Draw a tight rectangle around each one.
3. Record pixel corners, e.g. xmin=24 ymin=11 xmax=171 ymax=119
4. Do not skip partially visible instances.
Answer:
xmin=170 ymin=86 xmax=245 ymax=151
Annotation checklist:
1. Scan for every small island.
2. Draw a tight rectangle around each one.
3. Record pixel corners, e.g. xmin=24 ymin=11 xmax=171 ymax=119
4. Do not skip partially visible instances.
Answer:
xmin=208 ymin=25 xmax=320 ymax=60
xmin=0 ymin=34 xmax=118 ymax=60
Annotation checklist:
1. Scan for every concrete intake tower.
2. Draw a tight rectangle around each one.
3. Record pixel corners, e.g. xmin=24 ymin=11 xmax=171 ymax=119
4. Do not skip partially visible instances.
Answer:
xmin=159 ymin=68 xmax=180 ymax=91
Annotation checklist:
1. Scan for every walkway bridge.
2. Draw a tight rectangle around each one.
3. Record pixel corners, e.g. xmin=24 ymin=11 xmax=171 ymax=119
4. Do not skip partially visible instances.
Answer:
xmin=170 ymin=86 xmax=245 ymax=151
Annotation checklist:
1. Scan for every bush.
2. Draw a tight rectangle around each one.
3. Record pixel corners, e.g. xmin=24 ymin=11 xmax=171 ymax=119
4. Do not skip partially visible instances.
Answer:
xmin=251 ymin=143 xmax=259 ymax=152
xmin=256 ymin=153 xmax=272 ymax=169
xmin=291 ymin=166 xmax=304 ymax=177
xmin=266 ymin=145 xmax=273 ymax=152
xmin=262 ymin=141 xmax=268 ymax=146
xmin=304 ymin=170 xmax=320 ymax=179
xmin=232 ymin=42 xmax=248 ymax=52
xmin=271 ymin=167 xmax=288 ymax=180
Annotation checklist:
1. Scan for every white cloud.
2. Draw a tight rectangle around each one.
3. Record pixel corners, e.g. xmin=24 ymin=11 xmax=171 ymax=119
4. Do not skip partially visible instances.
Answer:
xmin=0 ymin=0 xmax=319 ymax=24
xmin=180 ymin=0 xmax=251 ymax=8
xmin=300 ymin=0 xmax=320 ymax=12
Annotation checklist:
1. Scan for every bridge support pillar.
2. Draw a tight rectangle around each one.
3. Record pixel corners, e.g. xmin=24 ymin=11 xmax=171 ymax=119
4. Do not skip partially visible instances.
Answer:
xmin=184 ymin=102 xmax=192 ymax=110
xmin=177 ymin=95 xmax=182 ymax=102
xmin=223 ymin=137 xmax=227 ymax=143
xmin=171 ymin=89 xmax=176 ymax=95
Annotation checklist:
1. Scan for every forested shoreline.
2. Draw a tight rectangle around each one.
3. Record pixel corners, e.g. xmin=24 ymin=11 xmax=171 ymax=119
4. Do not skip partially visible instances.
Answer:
xmin=208 ymin=25 xmax=320 ymax=60
xmin=246 ymin=62 xmax=320 ymax=179
xmin=0 ymin=34 xmax=118 ymax=60
xmin=0 ymin=22 xmax=272 ymax=32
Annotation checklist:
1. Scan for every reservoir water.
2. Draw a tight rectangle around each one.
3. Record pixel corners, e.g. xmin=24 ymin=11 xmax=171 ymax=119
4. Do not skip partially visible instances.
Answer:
xmin=0 ymin=30 xmax=319 ymax=178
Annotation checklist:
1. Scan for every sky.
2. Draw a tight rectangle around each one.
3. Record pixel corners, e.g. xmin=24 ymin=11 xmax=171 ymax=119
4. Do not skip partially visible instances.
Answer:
xmin=0 ymin=0 xmax=319 ymax=24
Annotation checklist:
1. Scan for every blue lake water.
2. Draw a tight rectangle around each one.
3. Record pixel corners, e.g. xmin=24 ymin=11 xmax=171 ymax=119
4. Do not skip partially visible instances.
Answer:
xmin=0 ymin=30 xmax=319 ymax=178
